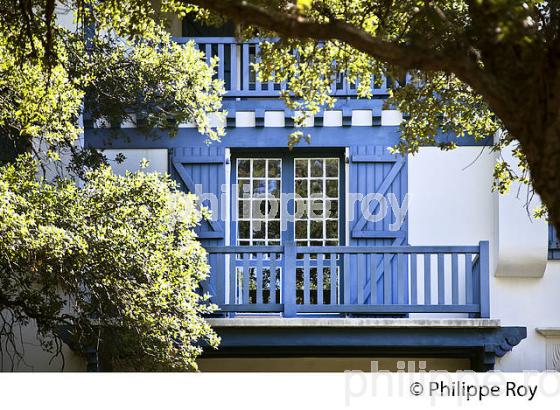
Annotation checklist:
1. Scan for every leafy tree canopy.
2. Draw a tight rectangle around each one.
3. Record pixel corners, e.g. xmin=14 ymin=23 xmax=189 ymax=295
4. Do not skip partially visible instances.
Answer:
xmin=1 ymin=0 xmax=224 ymax=166
xmin=0 ymin=156 xmax=219 ymax=370
xmin=0 ymin=1 xmax=224 ymax=370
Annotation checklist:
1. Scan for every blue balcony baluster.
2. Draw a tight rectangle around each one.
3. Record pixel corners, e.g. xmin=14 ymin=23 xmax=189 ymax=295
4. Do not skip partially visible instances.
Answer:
xmin=174 ymin=36 xmax=393 ymax=98
xmin=283 ymin=242 xmax=297 ymax=317
xmin=205 ymin=243 xmax=491 ymax=318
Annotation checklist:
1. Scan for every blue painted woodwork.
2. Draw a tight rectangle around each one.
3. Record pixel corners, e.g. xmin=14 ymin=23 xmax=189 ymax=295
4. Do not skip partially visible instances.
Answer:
xmin=283 ymin=242 xmax=297 ymax=317
xmin=206 ymin=242 xmax=491 ymax=318
xmin=171 ymin=146 xmax=225 ymax=240
xmin=348 ymin=146 xmax=408 ymax=305
xmin=86 ymin=125 xmax=493 ymax=152
xmin=204 ymin=322 xmax=526 ymax=371
xmin=228 ymin=148 xmax=346 ymax=246
xmin=170 ymin=146 xmax=227 ymax=302
xmin=549 ymin=224 xmax=560 ymax=259
xmin=227 ymin=147 xmax=402 ymax=307
xmin=84 ymin=112 xmax=495 ymax=320
xmin=173 ymin=37 xmax=392 ymax=98
xmin=83 ymin=37 xmax=496 ymax=320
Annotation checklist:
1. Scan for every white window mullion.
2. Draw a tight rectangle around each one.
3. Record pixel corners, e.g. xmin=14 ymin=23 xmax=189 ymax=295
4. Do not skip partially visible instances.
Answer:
xmin=236 ymin=157 xmax=282 ymax=247
xmin=294 ymin=157 xmax=340 ymax=247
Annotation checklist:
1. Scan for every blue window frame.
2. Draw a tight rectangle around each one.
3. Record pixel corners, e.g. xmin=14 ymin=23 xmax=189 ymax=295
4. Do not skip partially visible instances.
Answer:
xmin=230 ymin=148 xmax=346 ymax=247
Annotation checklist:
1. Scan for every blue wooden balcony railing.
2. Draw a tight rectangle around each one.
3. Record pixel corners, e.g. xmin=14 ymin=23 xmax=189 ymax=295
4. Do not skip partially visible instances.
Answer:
xmin=205 ymin=241 xmax=490 ymax=318
xmin=174 ymin=37 xmax=391 ymax=98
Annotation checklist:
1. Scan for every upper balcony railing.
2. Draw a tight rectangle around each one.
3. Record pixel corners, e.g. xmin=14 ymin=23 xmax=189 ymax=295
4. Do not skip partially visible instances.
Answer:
xmin=174 ymin=37 xmax=392 ymax=98
xmin=205 ymin=242 xmax=490 ymax=318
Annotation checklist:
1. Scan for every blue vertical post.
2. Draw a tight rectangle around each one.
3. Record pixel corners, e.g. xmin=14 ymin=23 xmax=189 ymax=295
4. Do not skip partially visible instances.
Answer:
xmin=214 ymin=254 xmax=225 ymax=306
xmin=283 ymin=241 xmax=297 ymax=317
xmin=269 ymin=253 xmax=277 ymax=304
xmin=451 ymin=253 xmax=459 ymax=305
xmin=256 ymin=252 xmax=264 ymax=305
xmin=230 ymin=43 xmax=238 ymax=92
xmin=424 ymin=254 xmax=431 ymax=305
xmin=217 ymin=43 xmax=225 ymax=83
xmin=437 ymin=253 xmax=445 ymax=305
xmin=303 ymin=254 xmax=310 ymax=305
xmin=254 ymin=43 xmax=261 ymax=91
xmin=205 ymin=44 xmax=212 ymax=66
xmin=242 ymin=43 xmax=249 ymax=91
xmin=465 ymin=253 xmax=473 ymax=304
xmin=343 ymin=253 xmax=351 ymax=304
xmin=330 ymin=254 xmax=337 ymax=304
xmin=242 ymin=253 xmax=250 ymax=304
xmin=228 ymin=253 xmax=236 ymax=305
xmin=316 ymin=254 xmax=324 ymax=305
xmin=479 ymin=241 xmax=490 ymax=318
xmin=383 ymin=254 xmax=391 ymax=304
xmin=410 ymin=254 xmax=417 ymax=305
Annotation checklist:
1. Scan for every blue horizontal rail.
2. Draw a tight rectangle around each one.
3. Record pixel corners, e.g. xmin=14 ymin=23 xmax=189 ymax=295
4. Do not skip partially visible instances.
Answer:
xmin=174 ymin=36 xmax=391 ymax=98
xmin=205 ymin=241 xmax=490 ymax=318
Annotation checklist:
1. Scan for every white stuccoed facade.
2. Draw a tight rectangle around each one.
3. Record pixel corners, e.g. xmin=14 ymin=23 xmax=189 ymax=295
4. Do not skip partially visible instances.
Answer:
xmin=408 ymin=146 xmax=560 ymax=371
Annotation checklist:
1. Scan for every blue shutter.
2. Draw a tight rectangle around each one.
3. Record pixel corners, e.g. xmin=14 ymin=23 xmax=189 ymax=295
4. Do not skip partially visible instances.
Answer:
xmin=549 ymin=225 xmax=560 ymax=260
xmin=347 ymin=145 xmax=408 ymax=305
xmin=171 ymin=146 xmax=226 ymax=242
xmin=171 ymin=146 xmax=227 ymax=304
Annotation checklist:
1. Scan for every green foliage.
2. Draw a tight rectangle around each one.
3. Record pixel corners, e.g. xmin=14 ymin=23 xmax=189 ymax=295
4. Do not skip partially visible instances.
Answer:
xmin=0 ymin=1 xmax=225 ymax=369
xmin=0 ymin=28 xmax=84 ymax=158
xmin=389 ymin=72 xmax=501 ymax=154
xmin=0 ymin=1 xmax=225 ymax=165
xmin=0 ymin=155 xmax=219 ymax=370
xmin=78 ymin=29 xmax=224 ymax=140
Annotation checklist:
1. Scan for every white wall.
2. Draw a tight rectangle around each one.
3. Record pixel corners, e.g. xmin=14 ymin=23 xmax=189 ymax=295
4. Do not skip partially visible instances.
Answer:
xmin=494 ymin=145 xmax=548 ymax=277
xmin=493 ymin=261 xmax=560 ymax=371
xmin=55 ymin=4 xmax=75 ymax=30
xmin=408 ymin=146 xmax=559 ymax=370
xmin=0 ymin=315 xmax=85 ymax=372
xmin=408 ymin=147 xmax=495 ymax=247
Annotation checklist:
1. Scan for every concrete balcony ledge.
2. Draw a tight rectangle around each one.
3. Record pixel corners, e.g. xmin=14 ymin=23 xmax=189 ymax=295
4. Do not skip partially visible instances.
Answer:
xmin=536 ymin=328 xmax=560 ymax=337
xmin=207 ymin=317 xmax=501 ymax=328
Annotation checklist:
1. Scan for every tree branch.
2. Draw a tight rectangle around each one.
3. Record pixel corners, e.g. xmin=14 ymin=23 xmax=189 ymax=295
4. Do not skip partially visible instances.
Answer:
xmin=189 ymin=0 xmax=455 ymax=70
xmin=187 ymin=0 xmax=511 ymax=124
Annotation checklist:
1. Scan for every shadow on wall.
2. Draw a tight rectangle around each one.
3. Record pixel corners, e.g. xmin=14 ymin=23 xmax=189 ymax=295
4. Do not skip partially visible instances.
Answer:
xmin=197 ymin=357 xmax=471 ymax=372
